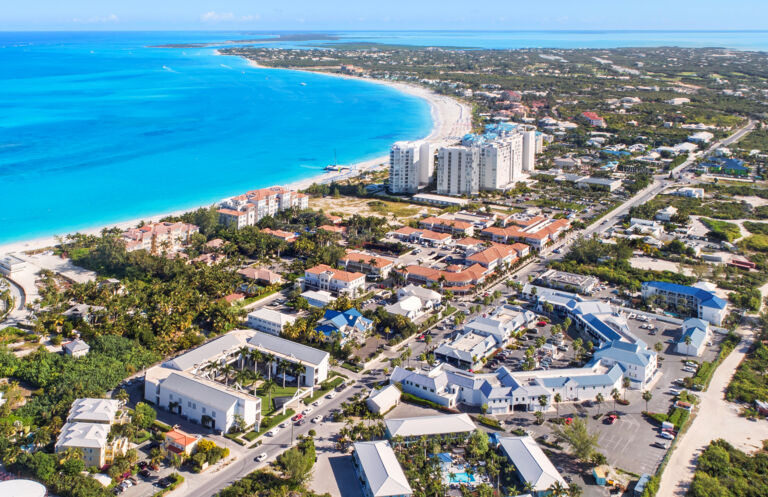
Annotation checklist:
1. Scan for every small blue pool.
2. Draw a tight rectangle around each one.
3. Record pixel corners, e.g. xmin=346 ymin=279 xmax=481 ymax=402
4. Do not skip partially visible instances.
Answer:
xmin=450 ymin=472 xmax=476 ymax=484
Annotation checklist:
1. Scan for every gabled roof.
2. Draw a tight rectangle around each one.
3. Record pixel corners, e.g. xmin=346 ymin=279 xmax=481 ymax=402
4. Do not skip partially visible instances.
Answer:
xmin=592 ymin=340 xmax=654 ymax=368
xmin=320 ymin=308 xmax=372 ymax=333
xmin=385 ymin=414 xmax=476 ymax=438
xmin=57 ymin=422 xmax=109 ymax=449
xmin=353 ymin=441 xmax=413 ymax=497
xmin=166 ymin=428 xmax=199 ymax=448
xmin=67 ymin=398 xmax=119 ymax=424
xmin=63 ymin=338 xmax=90 ymax=354
xmin=642 ymin=281 xmax=727 ymax=310
xmin=248 ymin=331 xmax=330 ymax=366
xmin=498 ymin=436 xmax=567 ymax=492
xmin=164 ymin=332 xmax=248 ymax=371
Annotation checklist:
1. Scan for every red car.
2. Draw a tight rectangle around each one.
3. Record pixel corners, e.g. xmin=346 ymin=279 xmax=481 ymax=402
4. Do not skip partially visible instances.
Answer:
xmin=604 ymin=414 xmax=618 ymax=425
xmin=564 ymin=417 xmax=573 ymax=425
xmin=537 ymin=321 xmax=547 ymax=327
xmin=292 ymin=413 xmax=304 ymax=422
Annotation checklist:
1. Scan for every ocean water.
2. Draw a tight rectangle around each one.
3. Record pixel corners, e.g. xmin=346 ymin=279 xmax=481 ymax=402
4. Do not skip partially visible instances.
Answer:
xmin=0 ymin=32 xmax=432 ymax=244
xmin=2 ymin=30 xmax=766 ymax=244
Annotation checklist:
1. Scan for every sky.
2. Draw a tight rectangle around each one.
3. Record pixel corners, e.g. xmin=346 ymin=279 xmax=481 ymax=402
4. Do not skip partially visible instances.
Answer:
xmin=1 ymin=0 xmax=766 ymax=31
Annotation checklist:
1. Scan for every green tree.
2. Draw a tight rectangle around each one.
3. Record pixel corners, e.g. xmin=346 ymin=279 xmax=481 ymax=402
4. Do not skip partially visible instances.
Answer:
xmin=133 ymin=402 xmax=157 ymax=430
xmin=642 ymin=390 xmax=653 ymax=412
xmin=551 ymin=417 xmax=600 ymax=462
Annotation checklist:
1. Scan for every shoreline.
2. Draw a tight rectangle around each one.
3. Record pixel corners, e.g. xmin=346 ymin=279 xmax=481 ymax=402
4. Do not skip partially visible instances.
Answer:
xmin=0 ymin=57 xmax=471 ymax=256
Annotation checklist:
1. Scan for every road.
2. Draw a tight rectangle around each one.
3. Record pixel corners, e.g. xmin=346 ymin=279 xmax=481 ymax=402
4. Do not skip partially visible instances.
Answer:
xmin=581 ymin=119 xmax=756 ymax=239
xmin=170 ymin=371 xmax=375 ymax=497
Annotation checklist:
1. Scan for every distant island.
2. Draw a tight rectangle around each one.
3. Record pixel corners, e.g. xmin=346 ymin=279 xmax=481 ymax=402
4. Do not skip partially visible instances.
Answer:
xmin=150 ymin=32 xmax=340 ymax=48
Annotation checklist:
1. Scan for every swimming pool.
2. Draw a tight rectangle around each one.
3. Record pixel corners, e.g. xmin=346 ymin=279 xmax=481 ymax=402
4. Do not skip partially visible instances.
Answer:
xmin=449 ymin=472 xmax=476 ymax=484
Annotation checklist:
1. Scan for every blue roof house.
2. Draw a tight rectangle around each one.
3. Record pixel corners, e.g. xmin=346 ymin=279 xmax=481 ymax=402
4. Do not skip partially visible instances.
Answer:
xmin=675 ymin=318 xmax=710 ymax=357
xmin=315 ymin=308 xmax=372 ymax=344
xmin=641 ymin=281 xmax=727 ymax=326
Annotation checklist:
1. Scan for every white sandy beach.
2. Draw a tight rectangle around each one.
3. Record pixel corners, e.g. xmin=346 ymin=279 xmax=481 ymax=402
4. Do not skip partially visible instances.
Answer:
xmin=0 ymin=65 xmax=471 ymax=256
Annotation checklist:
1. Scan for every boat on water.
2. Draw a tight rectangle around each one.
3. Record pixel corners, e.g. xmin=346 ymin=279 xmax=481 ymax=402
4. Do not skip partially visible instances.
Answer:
xmin=325 ymin=150 xmax=350 ymax=172
xmin=300 ymin=82 xmax=307 ymax=86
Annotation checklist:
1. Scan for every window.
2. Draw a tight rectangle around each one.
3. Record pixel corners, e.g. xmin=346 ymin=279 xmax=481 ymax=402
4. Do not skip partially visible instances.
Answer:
xmin=202 ymin=407 xmax=206 ymax=414
xmin=212 ymin=412 xmax=216 ymax=418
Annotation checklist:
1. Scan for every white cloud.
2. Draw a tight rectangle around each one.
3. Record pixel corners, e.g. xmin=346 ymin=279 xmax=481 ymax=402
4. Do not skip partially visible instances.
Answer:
xmin=72 ymin=14 xmax=119 ymax=24
xmin=200 ymin=11 xmax=258 ymax=23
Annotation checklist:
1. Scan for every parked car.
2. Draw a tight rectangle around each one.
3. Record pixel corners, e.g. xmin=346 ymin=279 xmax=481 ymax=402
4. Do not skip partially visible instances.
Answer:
xmin=139 ymin=469 xmax=152 ymax=479
xmin=312 ymin=415 xmax=323 ymax=423
xmin=660 ymin=431 xmax=675 ymax=440
xmin=267 ymin=428 xmax=280 ymax=437
xmin=313 ymin=399 xmax=323 ymax=407
xmin=604 ymin=414 xmax=618 ymax=425
xmin=302 ymin=407 xmax=313 ymax=415
xmin=255 ymin=452 xmax=268 ymax=462
xmin=292 ymin=413 xmax=304 ymax=422
xmin=326 ymin=391 xmax=337 ymax=399
xmin=653 ymin=440 xmax=671 ymax=449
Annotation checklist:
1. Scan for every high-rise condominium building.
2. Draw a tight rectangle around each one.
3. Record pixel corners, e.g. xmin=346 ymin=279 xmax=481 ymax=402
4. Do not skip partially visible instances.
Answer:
xmin=388 ymin=141 xmax=435 ymax=194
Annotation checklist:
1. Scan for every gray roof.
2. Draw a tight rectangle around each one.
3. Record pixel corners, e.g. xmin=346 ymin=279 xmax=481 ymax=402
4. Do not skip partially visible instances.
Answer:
xmin=164 ymin=333 xmax=246 ymax=371
xmin=354 ymin=441 xmax=413 ymax=497
xmin=63 ymin=339 xmax=90 ymax=354
xmin=592 ymin=340 xmax=654 ymax=368
xmin=248 ymin=331 xmax=329 ymax=366
xmin=67 ymin=398 xmax=119 ymax=424
xmin=56 ymin=422 xmax=109 ymax=449
xmin=160 ymin=373 xmax=241 ymax=410
xmin=499 ymin=436 xmax=567 ymax=492
xmin=385 ymin=414 xmax=476 ymax=438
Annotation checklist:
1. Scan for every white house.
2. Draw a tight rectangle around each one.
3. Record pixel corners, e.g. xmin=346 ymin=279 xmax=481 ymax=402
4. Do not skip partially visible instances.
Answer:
xmin=63 ymin=338 xmax=91 ymax=358
xmin=655 ymin=206 xmax=678 ymax=222
xmin=675 ymin=318 xmax=710 ymax=357
xmin=397 ymin=285 xmax=442 ymax=308
xmin=0 ymin=254 xmax=26 ymax=277
xmin=366 ymin=385 xmax=401 ymax=414
xmin=301 ymin=290 xmax=336 ymax=308
xmin=498 ymin=436 xmax=567 ymax=497
xmin=385 ymin=296 xmax=427 ymax=320
xmin=353 ymin=441 xmax=413 ymax=497
xmin=303 ymin=264 xmax=366 ymax=296
xmin=246 ymin=308 xmax=297 ymax=336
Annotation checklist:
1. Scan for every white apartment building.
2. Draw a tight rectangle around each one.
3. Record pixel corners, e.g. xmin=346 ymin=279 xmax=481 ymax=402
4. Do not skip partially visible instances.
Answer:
xmin=437 ymin=146 xmax=480 ymax=196
xmin=437 ymin=127 xmax=533 ymax=196
xmin=246 ymin=308 xmax=297 ymax=336
xmin=122 ymin=222 xmax=199 ymax=254
xmin=218 ymin=186 xmax=309 ymax=229
xmin=388 ymin=141 xmax=435 ymax=194
xmin=303 ymin=264 xmax=366 ymax=296
xmin=55 ymin=398 xmax=129 ymax=469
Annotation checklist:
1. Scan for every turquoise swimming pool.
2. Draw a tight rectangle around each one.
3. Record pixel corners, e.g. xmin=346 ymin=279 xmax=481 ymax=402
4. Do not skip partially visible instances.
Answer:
xmin=450 ymin=472 xmax=476 ymax=484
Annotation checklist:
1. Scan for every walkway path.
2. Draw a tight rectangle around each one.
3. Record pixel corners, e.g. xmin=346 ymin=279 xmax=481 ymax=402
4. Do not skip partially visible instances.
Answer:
xmin=656 ymin=328 xmax=768 ymax=496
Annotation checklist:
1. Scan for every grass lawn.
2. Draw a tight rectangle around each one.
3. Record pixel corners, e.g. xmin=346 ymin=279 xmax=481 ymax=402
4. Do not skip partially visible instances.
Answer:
xmin=256 ymin=385 xmax=299 ymax=416
xmin=701 ymin=217 xmax=741 ymax=242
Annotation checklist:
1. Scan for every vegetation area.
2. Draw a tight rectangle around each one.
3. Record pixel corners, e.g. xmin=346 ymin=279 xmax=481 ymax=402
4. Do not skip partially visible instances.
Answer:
xmin=700 ymin=218 xmax=742 ymax=242
xmin=688 ymin=439 xmax=768 ymax=497
xmin=727 ymin=339 xmax=768 ymax=405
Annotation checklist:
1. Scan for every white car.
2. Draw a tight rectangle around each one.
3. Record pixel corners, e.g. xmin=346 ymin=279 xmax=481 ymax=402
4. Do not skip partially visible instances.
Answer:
xmin=303 ymin=407 xmax=313 ymax=415
xmin=267 ymin=428 xmax=280 ymax=437
xmin=313 ymin=399 xmax=323 ymax=407
xmin=326 ymin=391 xmax=337 ymax=399
xmin=279 ymin=422 xmax=288 ymax=429
xmin=312 ymin=415 xmax=323 ymax=423
xmin=256 ymin=452 xmax=268 ymax=462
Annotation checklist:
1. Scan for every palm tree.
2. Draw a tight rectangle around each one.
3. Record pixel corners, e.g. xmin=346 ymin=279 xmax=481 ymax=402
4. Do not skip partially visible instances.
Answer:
xmin=622 ymin=377 xmax=631 ymax=401
xmin=549 ymin=481 xmax=568 ymax=497
xmin=278 ymin=360 xmax=290 ymax=388
xmin=567 ymin=482 xmax=583 ymax=497
xmin=642 ymin=390 xmax=653 ymax=412
xmin=553 ymin=393 xmax=562 ymax=417
xmin=684 ymin=335 xmax=693 ymax=360
xmin=292 ymin=362 xmax=305 ymax=386
xmin=262 ymin=379 xmax=277 ymax=413
xmin=263 ymin=353 xmax=274 ymax=381
xmin=219 ymin=363 xmax=235 ymax=386
xmin=611 ymin=388 xmax=620 ymax=412
xmin=237 ymin=346 xmax=250 ymax=369
xmin=595 ymin=393 xmax=604 ymax=415
xmin=249 ymin=348 xmax=263 ymax=374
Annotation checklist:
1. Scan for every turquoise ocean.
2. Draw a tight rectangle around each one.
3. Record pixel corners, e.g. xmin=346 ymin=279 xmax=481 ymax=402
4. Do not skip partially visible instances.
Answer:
xmin=1 ymin=30 xmax=767 ymax=244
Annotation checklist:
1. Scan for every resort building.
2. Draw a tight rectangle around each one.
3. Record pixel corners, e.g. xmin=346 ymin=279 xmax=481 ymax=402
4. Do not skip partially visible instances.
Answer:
xmin=384 ymin=414 xmax=477 ymax=442
xmin=315 ymin=308 xmax=373 ymax=343
xmin=246 ymin=308 xmax=297 ymax=336
xmin=536 ymin=269 xmax=598 ymax=295
xmin=0 ymin=254 xmax=26 ymax=277
xmin=388 ymin=140 xmax=435 ymax=194
xmin=480 ymin=217 xmax=570 ymax=250
xmin=391 ymin=227 xmax=452 ymax=247
xmin=56 ymin=422 xmax=128 ymax=469
xmin=498 ymin=436 xmax=567 ymax=496
xmin=218 ymin=186 xmax=309 ymax=229
xmin=675 ymin=318 xmax=710 ymax=357
xmin=436 ymin=125 xmax=532 ymax=195
xmin=261 ymin=228 xmax=298 ymax=243
xmin=366 ymin=385 xmax=402 ymax=415
xmin=339 ymin=251 xmax=395 ymax=279
xmin=641 ymin=281 xmax=727 ymax=325
xmin=122 ymin=222 xmax=199 ymax=254
xmin=352 ymin=441 xmax=413 ymax=497
xmin=55 ymin=398 xmax=129 ymax=469
xmin=303 ymin=264 xmax=366 ymax=296
xmin=246 ymin=331 xmax=330 ymax=387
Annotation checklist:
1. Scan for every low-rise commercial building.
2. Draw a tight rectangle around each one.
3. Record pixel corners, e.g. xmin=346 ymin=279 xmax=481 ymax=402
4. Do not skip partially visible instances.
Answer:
xmin=366 ymin=385 xmax=402 ymax=415
xmin=536 ymin=269 xmax=598 ymax=295
xmin=384 ymin=414 xmax=477 ymax=442
xmin=339 ymin=251 xmax=395 ymax=279
xmin=675 ymin=318 xmax=710 ymax=357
